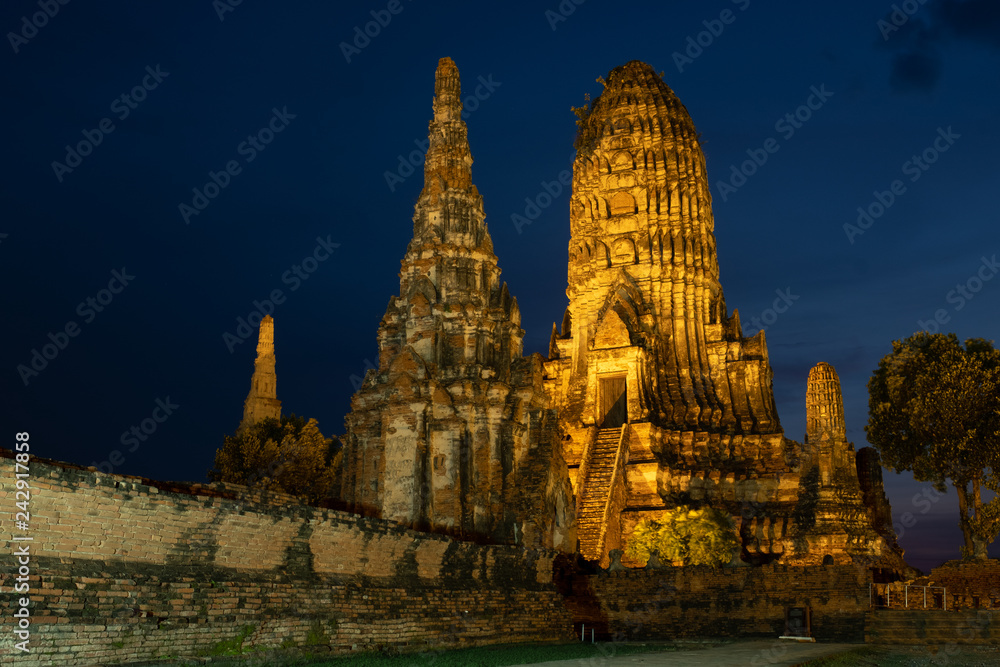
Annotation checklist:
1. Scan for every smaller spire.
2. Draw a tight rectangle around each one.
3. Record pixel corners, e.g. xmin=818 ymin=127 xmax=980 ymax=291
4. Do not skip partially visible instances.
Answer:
xmin=805 ymin=362 xmax=846 ymax=442
xmin=239 ymin=315 xmax=281 ymax=431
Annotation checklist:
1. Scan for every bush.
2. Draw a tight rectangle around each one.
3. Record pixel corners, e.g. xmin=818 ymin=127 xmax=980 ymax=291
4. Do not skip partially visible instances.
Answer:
xmin=626 ymin=506 xmax=739 ymax=566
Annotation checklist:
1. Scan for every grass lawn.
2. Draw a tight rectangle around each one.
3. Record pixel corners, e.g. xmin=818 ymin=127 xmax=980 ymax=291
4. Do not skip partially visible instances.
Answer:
xmin=801 ymin=644 xmax=1000 ymax=666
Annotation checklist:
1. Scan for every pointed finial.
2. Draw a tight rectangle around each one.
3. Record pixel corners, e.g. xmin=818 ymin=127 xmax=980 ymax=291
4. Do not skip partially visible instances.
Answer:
xmin=433 ymin=57 xmax=462 ymax=122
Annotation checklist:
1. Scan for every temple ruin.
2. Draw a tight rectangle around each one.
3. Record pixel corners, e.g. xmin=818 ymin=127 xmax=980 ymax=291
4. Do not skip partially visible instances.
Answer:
xmin=544 ymin=61 xmax=906 ymax=570
xmin=336 ymin=58 xmax=905 ymax=571
xmin=339 ymin=58 xmax=575 ymax=552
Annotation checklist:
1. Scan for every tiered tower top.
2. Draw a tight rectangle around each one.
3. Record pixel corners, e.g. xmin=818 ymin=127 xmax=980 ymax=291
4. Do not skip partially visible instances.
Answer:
xmin=568 ymin=60 xmax=727 ymax=329
xmin=806 ymin=361 xmax=847 ymax=442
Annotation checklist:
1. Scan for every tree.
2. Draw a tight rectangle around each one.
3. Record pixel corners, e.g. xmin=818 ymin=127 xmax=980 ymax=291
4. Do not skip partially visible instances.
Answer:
xmin=625 ymin=506 xmax=739 ymax=566
xmin=866 ymin=333 xmax=1000 ymax=560
xmin=208 ymin=414 xmax=339 ymax=504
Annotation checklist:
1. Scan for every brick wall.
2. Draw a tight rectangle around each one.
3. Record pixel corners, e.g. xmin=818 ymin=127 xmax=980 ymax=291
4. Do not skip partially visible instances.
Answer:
xmin=565 ymin=563 xmax=872 ymax=642
xmin=0 ymin=451 xmax=573 ymax=665
xmin=866 ymin=609 xmax=999 ymax=644
xmin=916 ymin=560 xmax=1000 ymax=610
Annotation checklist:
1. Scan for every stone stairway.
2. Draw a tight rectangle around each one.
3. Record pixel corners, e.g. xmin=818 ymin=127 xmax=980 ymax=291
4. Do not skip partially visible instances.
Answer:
xmin=578 ymin=427 xmax=623 ymax=561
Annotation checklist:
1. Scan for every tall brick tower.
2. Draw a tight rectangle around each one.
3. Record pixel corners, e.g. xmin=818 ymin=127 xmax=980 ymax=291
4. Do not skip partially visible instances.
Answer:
xmin=239 ymin=314 xmax=281 ymax=431
xmin=545 ymin=61 xmax=900 ymax=567
xmin=341 ymin=58 xmax=575 ymax=552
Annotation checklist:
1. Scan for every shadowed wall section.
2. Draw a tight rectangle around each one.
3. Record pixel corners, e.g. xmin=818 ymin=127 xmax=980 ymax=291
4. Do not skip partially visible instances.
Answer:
xmin=0 ymin=451 xmax=573 ymax=666
xmin=565 ymin=564 xmax=873 ymax=642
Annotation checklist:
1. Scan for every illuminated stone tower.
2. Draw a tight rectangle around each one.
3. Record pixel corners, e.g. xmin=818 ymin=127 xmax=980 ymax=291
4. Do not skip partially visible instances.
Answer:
xmin=545 ymin=61 xmax=898 ymax=567
xmin=545 ymin=61 xmax=783 ymax=563
xmin=799 ymin=362 xmax=909 ymax=568
xmin=341 ymin=58 xmax=575 ymax=552
xmin=239 ymin=315 xmax=281 ymax=431
xmin=805 ymin=362 xmax=849 ymax=483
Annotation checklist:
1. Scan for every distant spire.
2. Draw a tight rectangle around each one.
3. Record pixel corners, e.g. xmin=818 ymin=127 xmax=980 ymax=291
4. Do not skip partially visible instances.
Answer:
xmin=239 ymin=315 xmax=281 ymax=431
xmin=806 ymin=362 xmax=846 ymax=442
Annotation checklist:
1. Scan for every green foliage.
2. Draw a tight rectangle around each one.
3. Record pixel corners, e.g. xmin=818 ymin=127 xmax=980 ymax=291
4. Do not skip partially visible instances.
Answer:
xmin=208 ymin=415 xmax=339 ymax=504
xmin=792 ymin=466 xmax=820 ymax=533
xmin=625 ymin=506 xmax=739 ymax=566
xmin=305 ymin=619 xmax=330 ymax=646
xmin=791 ymin=465 xmax=821 ymax=555
xmin=866 ymin=332 xmax=1000 ymax=558
xmin=570 ymin=92 xmax=592 ymax=148
xmin=200 ymin=624 xmax=257 ymax=657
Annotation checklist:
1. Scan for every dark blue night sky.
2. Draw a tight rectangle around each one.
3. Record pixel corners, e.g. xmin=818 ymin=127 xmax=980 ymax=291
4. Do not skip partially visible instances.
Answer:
xmin=3 ymin=0 xmax=998 ymax=573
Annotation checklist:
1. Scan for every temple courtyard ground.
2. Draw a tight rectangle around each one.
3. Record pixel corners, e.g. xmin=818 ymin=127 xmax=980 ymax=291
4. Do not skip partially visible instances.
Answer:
xmin=173 ymin=640 xmax=1000 ymax=667
xmin=510 ymin=641 xmax=855 ymax=667
xmin=510 ymin=641 xmax=1000 ymax=666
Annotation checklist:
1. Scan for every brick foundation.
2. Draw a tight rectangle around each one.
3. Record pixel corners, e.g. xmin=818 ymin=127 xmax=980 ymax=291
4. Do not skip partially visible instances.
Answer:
xmin=564 ymin=563 xmax=872 ymax=642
